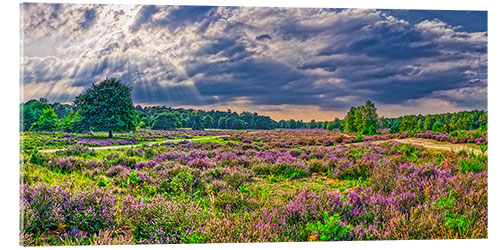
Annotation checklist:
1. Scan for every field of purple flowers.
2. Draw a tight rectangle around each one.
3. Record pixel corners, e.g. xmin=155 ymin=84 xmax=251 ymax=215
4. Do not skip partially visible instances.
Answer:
xmin=20 ymin=129 xmax=487 ymax=245
xmin=21 ymin=129 xmax=230 ymax=150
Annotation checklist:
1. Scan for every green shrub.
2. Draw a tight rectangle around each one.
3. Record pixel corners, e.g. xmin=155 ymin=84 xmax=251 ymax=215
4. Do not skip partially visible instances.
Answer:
xmin=444 ymin=214 xmax=473 ymax=233
xmin=459 ymin=153 xmax=487 ymax=173
xmin=29 ymin=148 xmax=44 ymax=165
xmin=309 ymin=159 xmax=328 ymax=174
xmin=96 ymin=178 xmax=108 ymax=187
xmin=122 ymin=171 xmax=142 ymax=188
xmin=252 ymin=163 xmax=272 ymax=176
xmin=213 ymin=189 xmax=256 ymax=212
xmin=267 ymin=174 xmax=277 ymax=183
xmin=290 ymin=148 xmax=302 ymax=157
xmin=271 ymin=163 xmax=310 ymax=179
xmin=306 ymin=212 xmax=352 ymax=241
xmin=160 ymin=167 xmax=202 ymax=197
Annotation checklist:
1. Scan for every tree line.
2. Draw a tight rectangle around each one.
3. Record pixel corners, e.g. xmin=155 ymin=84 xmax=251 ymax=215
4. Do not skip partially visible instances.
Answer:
xmin=338 ymin=100 xmax=487 ymax=135
xmin=21 ymin=79 xmax=487 ymax=136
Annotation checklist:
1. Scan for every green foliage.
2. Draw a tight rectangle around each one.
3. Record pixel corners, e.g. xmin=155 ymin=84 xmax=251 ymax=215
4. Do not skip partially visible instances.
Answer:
xmin=162 ymin=167 xmax=200 ymax=197
xmin=191 ymin=115 xmax=205 ymax=131
xmin=344 ymin=100 xmax=379 ymax=133
xmin=432 ymin=121 xmax=444 ymax=132
xmin=309 ymin=160 xmax=328 ymax=174
xmin=122 ymin=171 xmax=142 ymax=188
xmin=152 ymin=112 xmax=181 ymax=130
xmin=399 ymin=115 xmax=417 ymax=132
xmin=434 ymin=190 xmax=456 ymax=210
xmin=326 ymin=118 xmax=342 ymax=131
xmin=271 ymin=163 xmax=310 ymax=179
xmin=390 ymin=120 xmax=400 ymax=133
xmin=306 ymin=212 xmax=352 ymax=241
xmin=128 ymin=197 xmax=207 ymax=244
xmin=479 ymin=144 xmax=487 ymax=154
xmin=459 ymin=152 xmax=487 ymax=173
xmin=96 ymin=178 xmax=108 ymax=187
xmin=361 ymin=125 xmax=377 ymax=135
xmin=423 ymin=116 xmax=434 ymax=131
xmin=444 ymin=214 xmax=473 ymax=233
xmin=232 ymin=119 xmax=248 ymax=130
xmin=202 ymin=115 xmax=214 ymax=128
xmin=32 ymin=107 xmax=59 ymax=131
xmin=433 ymin=191 xmax=474 ymax=234
xmin=60 ymin=110 xmax=76 ymax=132
xmin=267 ymin=174 xmax=277 ymax=183
xmin=213 ymin=189 xmax=255 ymax=212
xmin=399 ymin=143 xmax=419 ymax=161
xmin=74 ymin=78 xmax=137 ymax=137
xmin=22 ymin=99 xmax=50 ymax=131
xmin=29 ymin=148 xmax=44 ymax=165
xmin=217 ymin=116 xmax=227 ymax=129
xmin=253 ymin=116 xmax=275 ymax=130
xmin=382 ymin=110 xmax=486 ymax=133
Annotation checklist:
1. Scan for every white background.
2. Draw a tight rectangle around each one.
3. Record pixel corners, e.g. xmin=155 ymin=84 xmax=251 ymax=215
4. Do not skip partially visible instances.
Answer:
xmin=1 ymin=0 xmax=497 ymax=249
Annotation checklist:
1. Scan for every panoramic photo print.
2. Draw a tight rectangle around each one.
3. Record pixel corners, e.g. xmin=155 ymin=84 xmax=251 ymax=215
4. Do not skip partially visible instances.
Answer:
xmin=20 ymin=2 xmax=487 ymax=246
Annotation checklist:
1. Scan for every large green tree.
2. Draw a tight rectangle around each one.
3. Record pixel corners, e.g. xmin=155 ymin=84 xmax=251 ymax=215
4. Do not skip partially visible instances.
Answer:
xmin=74 ymin=78 xmax=137 ymax=137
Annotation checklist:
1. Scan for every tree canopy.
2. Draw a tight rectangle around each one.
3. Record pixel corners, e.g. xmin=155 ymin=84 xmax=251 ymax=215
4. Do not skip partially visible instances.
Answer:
xmin=152 ymin=112 xmax=182 ymax=130
xmin=74 ymin=78 xmax=137 ymax=137
xmin=344 ymin=100 xmax=379 ymax=134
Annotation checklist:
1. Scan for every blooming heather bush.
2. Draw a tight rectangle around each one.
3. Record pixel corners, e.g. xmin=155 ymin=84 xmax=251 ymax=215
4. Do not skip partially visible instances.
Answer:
xmin=213 ymin=188 xmax=259 ymax=212
xmin=308 ymin=159 xmax=328 ymax=174
xmin=63 ymin=144 xmax=95 ymax=157
xmin=135 ymin=160 xmax=158 ymax=170
xmin=188 ymin=158 xmax=213 ymax=170
xmin=414 ymin=130 xmax=487 ymax=145
xmin=21 ymin=184 xmax=115 ymax=235
xmin=121 ymin=196 xmax=207 ymax=244
xmin=105 ymin=165 xmax=129 ymax=177
xmin=48 ymin=157 xmax=84 ymax=172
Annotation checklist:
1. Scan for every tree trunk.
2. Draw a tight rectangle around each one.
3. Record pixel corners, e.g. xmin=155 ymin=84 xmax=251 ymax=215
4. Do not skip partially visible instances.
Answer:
xmin=108 ymin=130 xmax=113 ymax=138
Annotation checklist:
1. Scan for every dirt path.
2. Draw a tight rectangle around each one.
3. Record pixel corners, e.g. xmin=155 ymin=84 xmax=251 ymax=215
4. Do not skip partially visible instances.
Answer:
xmin=351 ymin=137 xmax=485 ymax=155
xmin=38 ymin=135 xmax=231 ymax=153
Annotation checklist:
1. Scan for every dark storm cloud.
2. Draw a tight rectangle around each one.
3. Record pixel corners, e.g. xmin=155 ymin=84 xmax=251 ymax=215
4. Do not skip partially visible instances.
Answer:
xmin=256 ymin=34 xmax=272 ymax=40
xmin=79 ymin=8 xmax=97 ymax=30
xmin=21 ymin=5 xmax=487 ymax=114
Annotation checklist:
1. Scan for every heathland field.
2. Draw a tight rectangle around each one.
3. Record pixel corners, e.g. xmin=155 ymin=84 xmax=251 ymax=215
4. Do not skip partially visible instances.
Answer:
xmin=20 ymin=129 xmax=487 ymax=245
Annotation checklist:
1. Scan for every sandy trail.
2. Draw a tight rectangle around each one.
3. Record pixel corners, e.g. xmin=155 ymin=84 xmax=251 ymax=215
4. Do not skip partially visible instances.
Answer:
xmin=351 ymin=137 xmax=486 ymax=155
xmin=38 ymin=135 xmax=230 ymax=153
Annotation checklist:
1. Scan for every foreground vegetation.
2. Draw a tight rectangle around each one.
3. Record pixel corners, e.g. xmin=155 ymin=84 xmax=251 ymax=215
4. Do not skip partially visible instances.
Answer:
xmin=20 ymin=129 xmax=487 ymax=245
xmin=20 ymin=79 xmax=488 ymax=245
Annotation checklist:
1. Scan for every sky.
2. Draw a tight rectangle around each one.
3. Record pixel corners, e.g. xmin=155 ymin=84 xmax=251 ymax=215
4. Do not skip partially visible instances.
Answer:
xmin=20 ymin=3 xmax=487 ymax=121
